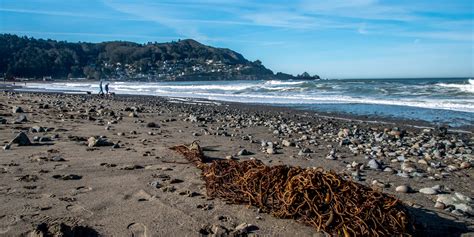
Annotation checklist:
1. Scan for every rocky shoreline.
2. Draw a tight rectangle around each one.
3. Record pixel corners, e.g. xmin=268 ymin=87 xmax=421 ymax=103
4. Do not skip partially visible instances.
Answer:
xmin=0 ymin=91 xmax=473 ymax=236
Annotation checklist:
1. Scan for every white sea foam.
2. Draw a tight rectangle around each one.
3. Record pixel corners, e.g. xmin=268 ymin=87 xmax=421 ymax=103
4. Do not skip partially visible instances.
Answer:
xmin=264 ymin=80 xmax=306 ymax=85
xmin=21 ymin=80 xmax=474 ymax=113
xmin=436 ymin=79 xmax=474 ymax=93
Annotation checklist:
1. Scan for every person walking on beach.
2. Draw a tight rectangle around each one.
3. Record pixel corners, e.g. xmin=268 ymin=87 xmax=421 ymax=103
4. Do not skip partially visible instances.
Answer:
xmin=99 ymin=80 xmax=104 ymax=95
xmin=105 ymin=83 xmax=110 ymax=95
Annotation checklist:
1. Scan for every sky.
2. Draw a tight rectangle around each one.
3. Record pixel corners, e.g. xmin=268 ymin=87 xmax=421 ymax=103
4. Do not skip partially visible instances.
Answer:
xmin=0 ymin=0 xmax=473 ymax=78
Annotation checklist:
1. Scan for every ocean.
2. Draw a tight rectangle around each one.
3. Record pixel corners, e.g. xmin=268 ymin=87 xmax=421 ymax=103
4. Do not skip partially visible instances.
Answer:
xmin=20 ymin=78 xmax=473 ymax=127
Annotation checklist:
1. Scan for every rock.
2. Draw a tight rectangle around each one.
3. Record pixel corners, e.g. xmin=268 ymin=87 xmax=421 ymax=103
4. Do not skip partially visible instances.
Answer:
xmin=238 ymin=149 xmax=251 ymax=156
xmin=10 ymin=132 xmax=32 ymax=146
xmin=368 ymin=159 xmax=382 ymax=170
xmin=129 ymin=112 xmax=138 ymax=117
xmin=31 ymin=126 xmax=45 ymax=133
xmin=15 ymin=114 xmax=28 ymax=123
xmin=339 ymin=138 xmax=350 ymax=146
xmin=39 ymin=137 xmax=52 ymax=142
xmin=12 ymin=106 xmax=24 ymax=113
xmin=232 ymin=223 xmax=258 ymax=235
xmin=298 ymin=148 xmax=312 ymax=156
xmin=52 ymin=174 xmax=82 ymax=180
xmin=282 ymin=140 xmax=294 ymax=147
xmin=0 ymin=117 xmax=6 ymax=124
xmin=401 ymin=162 xmax=416 ymax=173
xmin=87 ymin=137 xmax=113 ymax=147
xmin=419 ymin=187 xmax=438 ymax=195
xmin=146 ymin=122 xmax=159 ymax=128
xmin=266 ymin=147 xmax=275 ymax=155
xmin=395 ymin=185 xmax=410 ymax=193
xmin=434 ymin=201 xmax=445 ymax=209
xmin=435 ymin=125 xmax=448 ymax=136
xmin=460 ymin=162 xmax=471 ymax=169
xmin=436 ymin=192 xmax=474 ymax=216
xmin=189 ymin=115 xmax=198 ymax=123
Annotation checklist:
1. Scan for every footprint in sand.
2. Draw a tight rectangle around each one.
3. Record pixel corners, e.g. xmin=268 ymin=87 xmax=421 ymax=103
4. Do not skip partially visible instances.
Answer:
xmin=0 ymin=215 xmax=20 ymax=234
xmin=71 ymin=186 xmax=93 ymax=195
xmin=127 ymin=223 xmax=148 ymax=237
xmin=124 ymin=190 xmax=154 ymax=202
xmin=66 ymin=204 xmax=94 ymax=218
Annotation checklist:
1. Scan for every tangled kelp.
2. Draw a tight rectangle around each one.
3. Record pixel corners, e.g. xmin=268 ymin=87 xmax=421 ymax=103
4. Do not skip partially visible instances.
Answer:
xmin=171 ymin=142 xmax=411 ymax=236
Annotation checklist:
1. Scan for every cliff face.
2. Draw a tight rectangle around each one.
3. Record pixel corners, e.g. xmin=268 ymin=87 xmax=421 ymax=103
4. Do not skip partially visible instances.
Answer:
xmin=0 ymin=35 xmax=279 ymax=80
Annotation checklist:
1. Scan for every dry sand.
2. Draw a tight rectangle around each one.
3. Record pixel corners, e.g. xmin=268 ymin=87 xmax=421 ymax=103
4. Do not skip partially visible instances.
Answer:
xmin=0 ymin=91 xmax=473 ymax=236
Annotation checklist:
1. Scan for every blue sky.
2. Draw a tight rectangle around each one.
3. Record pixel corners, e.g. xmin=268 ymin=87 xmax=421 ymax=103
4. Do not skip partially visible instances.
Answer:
xmin=0 ymin=0 xmax=473 ymax=78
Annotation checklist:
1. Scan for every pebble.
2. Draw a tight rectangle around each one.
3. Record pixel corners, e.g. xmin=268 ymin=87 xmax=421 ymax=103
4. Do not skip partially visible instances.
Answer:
xmin=395 ymin=185 xmax=410 ymax=193
xmin=282 ymin=140 xmax=294 ymax=147
xmin=367 ymin=159 xmax=382 ymax=170
xmin=460 ymin=162 xmax=471 ymax=169
xmin=238 ymin=149 xmax=251 ymax=156
xmin=266 ymin=147 xmax=275 ymax=155
xmin=419 ymin=187 xmax=438 ymax=195
xmin=3 ymin=144 xmax=11 ymax=150
xmin=434 ymin=201 xmax=445 ymax=209
xmin=401 ymin=162 xmax=416 ymax=173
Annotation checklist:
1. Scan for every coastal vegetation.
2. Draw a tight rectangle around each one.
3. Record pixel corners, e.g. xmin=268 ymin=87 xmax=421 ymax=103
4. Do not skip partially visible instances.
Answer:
xmin=0 ymin=34 xmax=319 ymax=81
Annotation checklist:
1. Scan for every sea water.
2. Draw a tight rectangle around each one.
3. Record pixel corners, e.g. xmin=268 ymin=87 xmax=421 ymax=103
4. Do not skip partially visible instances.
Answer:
xmin=21 ymin=78 xmax=474 ymax=127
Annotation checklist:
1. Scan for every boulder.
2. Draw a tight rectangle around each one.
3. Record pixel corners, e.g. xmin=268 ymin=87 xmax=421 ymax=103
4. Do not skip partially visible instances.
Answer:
xmin=10 ymin=132 xmax=32 ymax=146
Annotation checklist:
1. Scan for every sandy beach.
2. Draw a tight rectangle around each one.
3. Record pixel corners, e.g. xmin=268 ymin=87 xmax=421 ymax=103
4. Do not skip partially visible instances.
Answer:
xmin=0 ymin=90 xmax=473 ymax=236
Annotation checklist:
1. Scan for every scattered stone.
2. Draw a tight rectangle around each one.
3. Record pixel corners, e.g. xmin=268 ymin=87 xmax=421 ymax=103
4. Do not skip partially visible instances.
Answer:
xmin=52 ymin=174 xmax=82 ymax=180
xmin=15 ymin=174 xmax=39 ymax=182
xmin=87 ymin=137 xmax=113 ymax=147
xmin=12 ymin=106 xmax=24 ymax=113
xmin=395 ymin=185 xmax=410 ymax=193
xmin=282 ymin=140 xmax=294 ymax=147
xmin=266 ymin=147 xmax=275 ymax=155
xmin=15 ymin=114 xmax=28 ymax=123
xmin=237 ymin=149 xmax=251 ymax=156
xmin=31 ymin=126 xmax=45 ymax=133
xmin=10 ymin=132 xmax=32 ymax=146
xmin=401 ymin=162 xmax=416 ymax=173
xmin=231 ymin=223 xmax=258 ymax=235
xmin=460 ymin=162 xmax=471 ymax=169
xmin=368 ymin=159 xmax=382 ymax=170
xmin=419 ymin=187 xmax=438 ymax=195
xmin=119 ymin=164 xmax=144 ymax=170
xmin=146 ymin=122 xmax=159 ymax=128
xmin=434 ymin=201 xmax=445 ymax=209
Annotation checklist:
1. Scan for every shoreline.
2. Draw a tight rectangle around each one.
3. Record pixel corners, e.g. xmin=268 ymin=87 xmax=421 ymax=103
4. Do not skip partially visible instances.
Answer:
xmin=0 ymin=90 xmax=473 ymax=235
xmin=7 ymin=84 xmax=473 ymax=133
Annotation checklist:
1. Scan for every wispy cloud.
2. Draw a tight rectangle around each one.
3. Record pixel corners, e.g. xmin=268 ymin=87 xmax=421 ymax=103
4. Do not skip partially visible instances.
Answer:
xmin=102 ymin=0 xmax=472 ymax=42
xmin=0 ymin=7 xmax=142 ymax=20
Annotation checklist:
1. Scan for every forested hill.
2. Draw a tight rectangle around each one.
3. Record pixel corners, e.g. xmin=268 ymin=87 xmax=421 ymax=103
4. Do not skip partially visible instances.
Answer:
xmin=0 ymin=34 xmax=319 ymax=81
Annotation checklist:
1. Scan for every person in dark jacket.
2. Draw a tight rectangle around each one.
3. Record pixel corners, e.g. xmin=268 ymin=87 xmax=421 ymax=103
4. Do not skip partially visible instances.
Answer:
xmin=99 ymin=81 xmax=104 ymax=95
